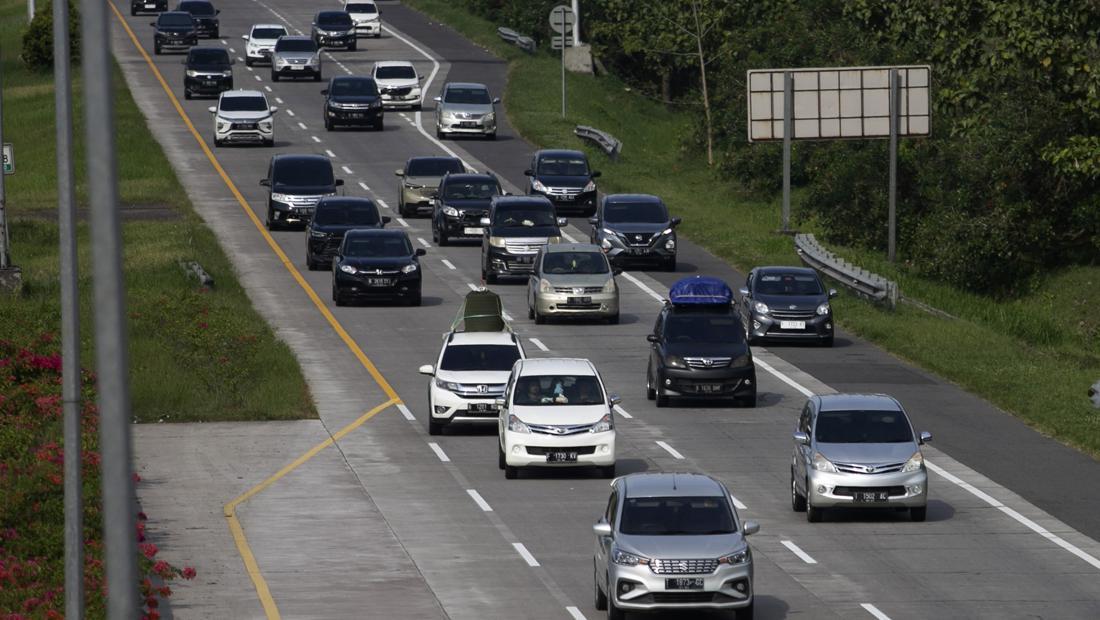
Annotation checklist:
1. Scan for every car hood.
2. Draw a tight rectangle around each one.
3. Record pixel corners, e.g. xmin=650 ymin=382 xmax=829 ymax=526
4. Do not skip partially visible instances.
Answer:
xmin=216 ymin=110 xmax=271 ymax=121
xmin=376 ymin=78 xmax=419 ymax=89
xmin=403 ymin=175 xmax=444 ymax=187
xmin=616 ymin=533 xmax=746 ymax=560
xmin=755 ymin=293 xmax=825 ymax=311
xmin=441 ymin=103 xmax=494 ymax=115
xmin=434 ymin=369 xmax=511 ymax=384
xmin=604 ymin=222 xmax=669 ymax=235
xmin=275 ymin=51 xmax=318 ymax=61
xmin=189 ymin=64 xmax=230 ymax=73
xmin=331 ymin=95 xmax=382 ymax=105
xmin=542 ymin=273 xmax=613 ymax=288
xmin=489 ymin=228 xmax=560 ymax=239
xmin=312 ymin=223 xmax=382 ymax=234
xmin=248 ymin=38 xmax=279 ymax=47
xmin=665 ymin=341 xmax=748 ymax=359
xmin=340 ymin=256 xmax=415 ymax=271
xmin=157 ymin=25 xmax=195 ymax=33
xmin=349 ymin=12 xmax=379 ymax=21
xmin=316 ymin=24 xmax=354 ymax=32
xmin=511 ymin=404 xmax=607 ymax=426
xmin=272 ymin=184 xmax=334 ymax=195
xmin=439 ymin=198 xmax=492 ymax=211
xmin=536 ymin=174 xmax=590 ymax=188
xmin=816 ymin=442 xmax=918 ymax=465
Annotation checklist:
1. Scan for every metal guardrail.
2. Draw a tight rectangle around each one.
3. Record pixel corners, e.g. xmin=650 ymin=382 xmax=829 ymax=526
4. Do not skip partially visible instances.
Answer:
xmin=795 ymin=234 xmax=898 ymax=308
xmin=575 ymin=125 xmax=622 ymax=160
xmin=179 ymin=260 xmax=214 ymax=288
xmin=497 ymin=27 xmax=536 ymax=53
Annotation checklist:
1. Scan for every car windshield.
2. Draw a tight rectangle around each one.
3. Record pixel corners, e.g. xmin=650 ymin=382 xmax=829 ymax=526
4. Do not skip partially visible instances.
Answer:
xmin=815 ymin=409 xmax=914 ymax=444
xmin=275 ymin=39 xmax=316 ymax=52
xmin=252 ymin=27 xmax=286 ymax=40
xmin=314 ymin=202 xmax=379 ymax=226
xmin=755 ymin=273 xmax=824 ymax=296
xmin=220 ymin=96 xmax=268 ymax=112
xmin=664 ymin=314 xmax=744 ymax=344
xmin=444 ymin=87 xmax=491 ymax=105
xmin=158 ymin=13 xmax=193 ymax=26
xmin=343 ymin=236 xmax=412 ymax=258
xmin=538 ymin=156 xmax=588 ymax=176
xmin=375 ymin=65 xmax=417 ymax=80
xmin=542 ymin=251 xmax=609 ymax=275
xmin=513 ymin=375 xmax=603 ymax=406
xmin=604 ymin=201 xmax=667 ymax=224
xmin=345 ymin=3 xmax=377 ymax=13
xmin=331 ymin=79 xmax=378 ymax=96
xmin=443 ymin=181 xmax=500 ymax=200
xmin=317 ymin=12 xmax=353 ymax=26
xmin=494 ymin=206 xmax=555 ymax=228
xmin=619 ymin=496 xmax=736 ymax=536
xmin=188 ymin=49 xmax=229 ymax=65
xmin=178 ymin=2 xmax=214 ymax=15
xmin=440 ymin=345 xmax=521 ymax=372
xmin=272 ymin=159 xmax=333 ymax=186
xmin=407 ymin=159 xmax=463 ymax=177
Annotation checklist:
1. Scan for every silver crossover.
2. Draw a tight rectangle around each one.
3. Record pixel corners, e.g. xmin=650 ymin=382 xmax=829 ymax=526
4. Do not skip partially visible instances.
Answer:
xmin=434 ymin=82 xmax=499 ymax=139
xmin=791 ymin=393 xmax=932 ymax=522
xmin=593 ymin=473 xmax=758 ymax=619
xmin=527 ymin=243 xmax=619 ymax=324
xmin=270 ymin=36 xmax=322 ymax=82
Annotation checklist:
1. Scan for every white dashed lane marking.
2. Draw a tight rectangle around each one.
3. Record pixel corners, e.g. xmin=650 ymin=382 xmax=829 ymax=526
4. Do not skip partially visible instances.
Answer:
xmin=512 ymin=543 xmax=540 ymax=567
xmin=441 ymin=259 xmax=456 ymax=270
xmin=656 ymin=441 xmax=685 ymax=460
xmin=466 ymin=489 xmax=493 ymax=512
xmin=396 ymin=404 xmax=415 ymax=421
xmin=428 ymin=442 xmax=450 ymax=463
xmin=612 ymin=404 xmax=632 ymax=419
xmin=528 ymin=338 xmax=549 ymax=352
xmin=781 ymin=540 xmax=817 ymax=564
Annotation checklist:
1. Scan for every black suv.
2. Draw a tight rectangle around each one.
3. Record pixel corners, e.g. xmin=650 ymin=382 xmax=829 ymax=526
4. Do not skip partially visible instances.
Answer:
xmin=322 ymin=76 xmax=383 ymax=131
xmin=525 ymin=149 xmax=600 ymax=216
xmin=312 ymin=11 xmax=357 ymax=50
xmin=182 ymin=47 xmax=232 ymax=99
xmin=647 ymin=277 xmax=757 ymax=407
xmin=432 ymin=173 xmax=502 ymax=246
xmin=739 ymin=266 xmax=837 ymax=347
xmin=260 ymin=154 xmax=344 ymax=230
xmin=480 ymin=196 xmax=565 ymax=284
xmin=589 ymin=193 xmax=680 ymax=271
xmin=175 ymin=1 xmax=219 ymax=38
xmin=151 ymin=11 xmax=197 ymax=55
xmin=306 ymin=197 xmax=389 ymax=270
xmin=332 ymin=230 xmax=426 ymax=306
xmin=132 ymin=0 xmax=167 ymax=16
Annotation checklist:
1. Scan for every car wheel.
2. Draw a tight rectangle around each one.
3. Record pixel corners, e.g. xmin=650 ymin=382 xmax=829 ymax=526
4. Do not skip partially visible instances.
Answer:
xmin=374 ymin=119 xmax=384 ymax=131
xmin=436 ymin=128 xmax=445 ymax=140
xmin=314 ymin=71 xmax=322 ymax=82
xmin=428 ymin=418 xmax=443 ymax=436
xmin=806 ymin=492 xmax=823 ymax=523
xmin=599 ymin=464 xmax=616 ymax=479
xmin=534 ymin=306 xmax=546 ymax=325
xmin=791 ymin=471 xmax=807 ymax=512
xmin=504 ymin=463 xmax=518 ymax=480
xmin=348 ymin=41 xmax=357 ymax=51
xmin=271 ymin=71 xmax=279 ymax=82
xmin=745 ymin=324 xmax=759 ymax=346
xmin=333 ymin=287 xmax=346 ymax=307
xmin=594 ymin=567 xmax=608 ymax=611
xmin=498 ymin=442 xmax=506 ymax=470
xmin=184 ymin=89 xmax=192 ymax=100
xmin=665 ymin=256 xmax=677 ymax=272
xmin=263 ymin=138 xmax=274 ymax=147
xmin=306 ymin=252 xmax=318 ymax=271
xmin=607 ymin=597 xmax=625 ymax=620
xmin=374 ymin=32 xmax=381 ymax=39
xmin=910 ymin=506 xmax=927 ymax=522
xmin=265 ymin=206 xmax=278 ymax=230
xmin=212 ymin=29 xmax=219 ymax=39
xmin=131 ymin=7 xmax=137 ymax=16
xmin=528 ymin=306 xmax=535 ymax=320
xmin=213 ymin=136 xmax=223 ymax=147
xmin=734 ymin=600 xmax=755 ymax=620
xmin=739 ymin=390 xmax=757 ymax=408
xmin=646 ymin=374 xmax=656 ymax=401
xmin=154 ymin=43 xmax=161 ymax=55
xmin=408 ymin=290 xmax=422 ymax=307
xmin=822 ymin=334 xmax=835 ymax=347
xmin=486 ymin=271 xmax=498 ymax=285
xmin=438 ymin=229 xmax=449 ymax=246
xmin=487 ymin=132 xmax=497 ymax=141
xmin=324 ymin=117 xmax=333 ymax=131
xmin=245 ymin=57 xmax=253 ymax=67
xmin=606 ymin=313 xmax=619 ymax=325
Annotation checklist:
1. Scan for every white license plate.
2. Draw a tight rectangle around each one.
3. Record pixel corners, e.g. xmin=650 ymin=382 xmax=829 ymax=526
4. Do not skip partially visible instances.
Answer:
xmin=145 ymin=3 xmax=156 ymax=7
xmin=780 ymin=320 xmax=806 ymax=330
xmin=290 ymin=65 xmax=304 ymax=70
xmin=463 ymin=227 xmax=483 ymax=235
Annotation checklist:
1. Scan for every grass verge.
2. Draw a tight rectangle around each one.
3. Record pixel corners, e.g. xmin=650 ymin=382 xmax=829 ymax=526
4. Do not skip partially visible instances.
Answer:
xmin=405 ymin=0 xmax=1100 ymax=457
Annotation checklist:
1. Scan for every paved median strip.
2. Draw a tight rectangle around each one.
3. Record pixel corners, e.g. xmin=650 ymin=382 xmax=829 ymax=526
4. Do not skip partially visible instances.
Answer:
xmin=656 ymin=440 xmax=685 ymax=460
xmin=512 ymin=543 xmax=540 ymax=567
xmin=428 ymin=442 xmax=450 ymax=462
xmin=466 ymin=489 xmax=493 ymax=512
xmin=780 ymin=540 xmax=817 ymax=564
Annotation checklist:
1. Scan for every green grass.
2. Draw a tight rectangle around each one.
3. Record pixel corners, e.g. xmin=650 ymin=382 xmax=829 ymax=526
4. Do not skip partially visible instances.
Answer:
xmin=0 ymin=0 xmax=315 ymax=422
xmin=407 ymin=0 xmax=1100 ymax=457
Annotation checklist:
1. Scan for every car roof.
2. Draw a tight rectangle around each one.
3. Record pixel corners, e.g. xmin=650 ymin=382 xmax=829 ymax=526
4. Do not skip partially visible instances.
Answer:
xmin=188 ymin=46 xmax=228 ymax=55
xmin=544 ymin=243 xmax=602 ymax=254
xmin=621 ymin=473 xmax=727 ymax=498
xmin=375 ymin=60 xmax=415 ymax=68
xmin=345 ymin=228 xmax=408 ymax=239
xmin=442 ymin=173 xmax=496 ymax=183
xmin=492 ymin=195 xmax=553 ymax=208
xmin=331 ymin=75 xmax=375 ymax=83
xmin=756 ymin=266 xmax=820 ymax=278
xmin=316 ymin=10 xmax=350 ymax=18
xmin=250 ymin=23 xmax=285 ymax=30
xmin=816 ymin=393 xmax=902 ymax=412
xmin=158 ymin=11 xmax=191 ymax=18
xmin=220 ymin=89 xmax=266 ymax=99
xmin=447 ymin=331 xmax=518 ymax=347
xmin=277 ymin=35 xmax=314 ymax=42
xmin=445 ymin=82 xmax=489 ymax=90
xmin=408 ymin=156 xmax=461 ymax=164
xmin=273 ymin=153 xmax=330 ymax=164
xmin=537 ymin=149 xmax=586 ymax=159
xmin=604 ymin=193 xmax=663 ymax=204
xmin=316 ymin=196 xmax=376 ymax=208
xmin=516 ymin=358 xmax=595 ymax=376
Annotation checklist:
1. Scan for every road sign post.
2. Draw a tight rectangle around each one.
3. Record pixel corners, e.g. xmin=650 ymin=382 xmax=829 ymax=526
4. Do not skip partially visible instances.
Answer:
xmin=0 ymin=59 xmax=11 ymax=272
xmin=549 ymin=5 xmax=575 ymax=119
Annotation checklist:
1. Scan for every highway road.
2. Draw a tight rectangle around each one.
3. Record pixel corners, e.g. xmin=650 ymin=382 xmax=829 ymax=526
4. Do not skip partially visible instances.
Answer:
xmin=111 ymin=1 xmax=1100 ymax=618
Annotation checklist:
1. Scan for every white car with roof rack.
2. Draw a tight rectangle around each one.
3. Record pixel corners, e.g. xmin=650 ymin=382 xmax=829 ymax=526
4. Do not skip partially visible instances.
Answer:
xmin=344 ymin=0 xmax=382 ymax=38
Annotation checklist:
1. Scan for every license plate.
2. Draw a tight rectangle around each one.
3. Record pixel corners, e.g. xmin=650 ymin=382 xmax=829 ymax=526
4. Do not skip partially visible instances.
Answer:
xmin=145 ymin=3 xmax=156 ymax=7
xmin=236 ymin=123 xmax=256 ymax=130
xmin=697 ymin=384 xmax=723 ymax=393
xmin=627 ymin=248 xmax=650 ymax=255
xmin=553 ymin=194 xmax=575 ymax=201
xmin=467 ymin=403 xmax=498 ymax=414
xmin=516 ymin=255 xmax=534 ymax=264
xmin=666 ymin=578 xmax=704 ymax=590
xmin=290 ymin=65 xmax=304 ymax=70
xmin=459 ymin=122 xmax=479 ymax=128
xmin=567 ymin=296 xmax=591 ymax=305
xmin=853 ymin=491 xmax=890 ymax=502
xmin=780 ymin=320 xmax=806 ymax=330
xmin=294 ymin=208 xmax=314 ymax=218
xmin=545 ymin=451 xmax=578 ymax=463
xmin=347 ymin=113 xmax=364 ymax=119
xmin=463 ymin=227 xmax=483 ymax=235
xmin=366 ymin=277 xmax=392 ymax=287
xmin=203 ymin=80 xmax=218 ymax=86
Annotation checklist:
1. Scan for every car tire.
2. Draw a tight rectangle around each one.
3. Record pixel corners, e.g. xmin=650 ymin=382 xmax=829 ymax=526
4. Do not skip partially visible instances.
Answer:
xmin=348 ymin=41 xmax=357 ymax=51
xmin=265 ymin=206 xmax=279 ymax=230
xmin=594 ymin=568 xmax=608 ymax=611
xmin=822 ymin=334 xmax=835 ymax=347
xmin=131 ymin=7 xmax=137 ymax=16
xmin=504 ymin=463 xmax=518 ymax=480
xmin=306 ymin=252 xmax=318 ymax=271
xmin=599 ymin=464 xmax=616 ymax=479
xmin=428 ymin=418 xmax=443 ymax=436
xmin=438 ymin=229 xmax=448 ymax=246
xmin=213 ymin=136 xmax=223 ymax=147
xmin=314 ymin=71 xmax=322 ymax=82
xmin=212 ymin=29 xmax=219 ymax=39
xmin=910 ymin=506 xmax=927 ymax=522
xmin=408 ymin=290 xmax=422 ymax=307
xmin=324 ymin=117 xmax=333 ymax=131
xmin=534 ymin=306 xmax=546 ymax=325
xmin=738 ymin=391 xmax=757 ymax=408
xmin=333 ymin=287 xmax=347 ymax=307
xmin=374 ymin=32 xmax=381 ymax=39
xmin=806 ymin=494 xmax=824 ymax=523
xmin=606 ymin=313 xmax=619 ymax=325
xmin=791 ymin=471 xmax=807 ymax=512
xmin=184 ymin=89 xmax=192 ymax=100
xmin=734 ymin=600 xmax=755 ymax=620
xmin=487 ymin=132 xmax=497 ymax=141
xmin=154 ymin=43 xmax=161 ymax=55
xmin=486 ymin=271 xmax=498 ymax=285
xmin=374 ymin=119 xmax=384 ymax=131
xmin=436 ymin=128 xmax=445 ymax=140
xmin=245 ymin=57 xmax=253 ymax=67
xmin=263 ymin=138 xmax=274 ymax=147
xmin=271 ymin=71 xmax=279 ymax=82
xmin=646 ymin=377 xmax=656 ymax=401
xmin=607 ymin=597 xmax=625 ymax=620
xmin=665 ymin=256 xmax=677 ymax=272
xmin=498 ymin=442 xmax=506 ymax=470
xmin=528 ymin=306 xmax=535 ymax=320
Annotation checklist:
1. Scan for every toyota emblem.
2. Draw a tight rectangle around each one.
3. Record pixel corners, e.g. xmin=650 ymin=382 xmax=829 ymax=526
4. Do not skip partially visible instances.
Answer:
xmin=702 ymin=358 xmax=714 ymax=367
xmin=789 ymin=304 xmax=797 ymax=310
xmin=573 ymin=287 xmax=585 ymax=295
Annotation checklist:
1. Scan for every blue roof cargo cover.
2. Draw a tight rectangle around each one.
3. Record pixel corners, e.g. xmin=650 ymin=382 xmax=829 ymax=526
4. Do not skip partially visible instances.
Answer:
xmin=669 ymin=276 xmax=733 ymax=306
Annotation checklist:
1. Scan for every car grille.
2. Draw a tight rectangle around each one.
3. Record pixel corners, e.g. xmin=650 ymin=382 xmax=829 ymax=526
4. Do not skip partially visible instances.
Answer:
xmin=382 ymin=86 xmax=413 ymax=96
xmin=524 ymin=446 xmax=596 ymax=456
xmin=452 ymin=112 xmax=485 ymax=120
xmin=527 ymin=423 xmax=592 ymax=436
xmin=834 ymin=485 xmax=906 ymax=496
xmin=544 ymin=187 xmax=580 ymax=200
xmin=770 ymin=308 xmax=816 ymax=320
xmin=650 ymin=558 xmax=718 ymax=575
xmin=505 ymin=261 xmax=535 ymax=272
xmin=683 ymin=357 xmax=732 ymax=369
xmin=833 ymin=462 xmax=906 ymax=475
xmin=624 ymin=232 xmax=657 ymax=246
xmin=280 ymin=194 xmax=324 ymax=208
xmin=650 ymin=592 xmax=720 ymax=604
xmin=553 ymin=286 xmax=604 ymax=294
xmin=334 ymin=102 xmax=373 ymax=110
xmin=458 ymin=210 xmax=486 ymax=224
xmin=504 ymin=241 xmax=543 ymax=254
xmin=288 ymin=58 xmax=309 ymax=65
xmin=230 ymin=122 xmax=258 ymax=130
xmin=452 ymin=384 xmax=505 ymax=398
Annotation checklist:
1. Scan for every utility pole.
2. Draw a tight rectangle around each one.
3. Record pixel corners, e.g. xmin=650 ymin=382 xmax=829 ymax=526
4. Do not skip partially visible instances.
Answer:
xmin=0 ymin=58 xmax=8 ymax=270
xmin=571 ymin=0 xmax=580 ymax=46
xmin=888 ymin=68 xmax=899 ymax=263
xmin=29 ymin=0 xmax=36 ymax=21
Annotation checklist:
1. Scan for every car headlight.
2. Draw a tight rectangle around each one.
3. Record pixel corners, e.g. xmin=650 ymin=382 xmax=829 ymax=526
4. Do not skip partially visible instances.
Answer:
xmin=323 ymin=192 xmax=338 ymax=198
xmin=662 ymin=228 xmax=674 ymax=236
xmin=602 ymin=278 xmax=616 ymax=293
xmin=434 ymin=377 xmax=461 ymax=391
xmin=442 ymin=206 xmax=459 ymax=217
xmin=330 ymin=102 xmax=350 ymax=110
xmin=666 ymin=355 xmax=687 ymax=369
xmin=816 ymin=303 xmax=831 ymax=316
xmin=405 ymin=182 xmax=424 ymax=190
xmin=484 ymin=112 xmax=495 ymax=122
xmin=665 ymin=238 xmax=676 ymax=251
xmin=583 ymin=180 xmax=597 ymax=193
xmin=601 ymin=228 xmax=619 ymax=239
xmin=401 ymin=263 xmax=418 ymax=274
xmin=369 ymin=99 xmax=383 ymax=108
xmin=339 ymin=264 xmax=357 ymax=275
xmin=600 ymin=238 xmax=612 ymax=250
xmin=259 ymin=120 xmax=273 ymax=131
xmin=611 ymin=548 xmax=649 ymax=567
xmin=216 ymin=121 xmax=230 ymax=132
xmin=901 ymin=451 xmax=924 ymax=472
xmin=731 ymin=354 xmax=751 ymax=367
xmin=546 ymin=236 xmax=562 ymax=244
xmin=309 ymin=230 xmax=328 ymax=239
xmin=754 ymin=301 xmax=770 ymax=315
xmin=538 ymin=278 xmax=552 ymax=293
xmin=221 ymin=70 xmax=232 ymax=77
xmin=589 ymin=413 xmax=613 ymax=433
xmin=185 ymin=70 xmax=199 ymax=77
xmin=531 ymin=179 xmax=548 ymax=193
xmin=507 ymin=414 xmax=531 ymax=434
xmin=489 ymin=236 xmax=507 ymax=248
xmin=270 ymin=192 xmax=290 ymax=203
xmin=718 ymin=548 xmax=751 ymax=565
xmin=812 ymin=451 xmax=837 ymax=473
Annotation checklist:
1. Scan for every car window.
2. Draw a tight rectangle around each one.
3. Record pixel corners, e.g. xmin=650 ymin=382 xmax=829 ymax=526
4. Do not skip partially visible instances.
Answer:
xmin=343 ymin=236 xmax=412 ymax=258
xmin=440 ymin=345 xmax=521 ymax=372
xmin=541 ymin=251 xmax=609 ymax=275
xmin=275 ymin=38 xmax=317 ymax=53
xmin=406 ymin=159 xmax=464 ymax=177
xmin=605 ymin=489 xmax=619 ymax=527
xmin=537 ymin=156 xmax=589 ymax=177
xmin=220 ymin=96 xmax=268 ymax=112
xmin=345 ymin=3 xmax=377 ymax=13
xmin=513 ymin=375 xmax=603 ymax=406
xmin=178 ymin=1 xmax=215 ymax=15
xmin=619 ymin=496 xmax=735 ymax=536
xmin=313 ymin=202 xmax=380 ymax=226
xmin=814 ymin=409 xmax=914 ymax=444
xmin=251 ymin=27 xmax=287 ymax=40
xmin=664 ymin=314 xmax=744 ymax=344
xmin=603 ymin=201 xmax=667 ymax=224
xmin=755 ymin=273 xmax=824 ymax=296
xmin=158 ymin=13 xmax=193 ymax=26
xmin=798 ymin=404 xmax=812 ymax=435
xmin=493 ymin=205 xmax=554 ymax=228
xmin=317 ymin=12 xmax=353 ymax=26
xmin=331 ymin=79 xmax=378 ymax=97
xmin=443 ymin=181 xmax=500 ymax=200
xmin=187 ymin=49 xmax=229 ymax=65
xmin=443 ymin=87 xmax=491 ymax=105
xmin=272 ymin=159 xmax=334 ymax=186
xmin=375 ymin=65 xmax=417 ymax=80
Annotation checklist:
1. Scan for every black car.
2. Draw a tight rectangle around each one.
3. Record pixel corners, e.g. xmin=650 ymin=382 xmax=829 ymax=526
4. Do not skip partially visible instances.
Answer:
xmin=151 ymin=11 xmax=197 ymax=55
xmin=589 ymin=193 xmax=680 ymax=271
xmin=312 ymin=11 xmax=357 ymax=50
xmin=480 ymin=195 xmax=566 ymax=284
xmin=261 ymin=154 xmax=344 ymax=230
xmin=525 ymin=149 xmax=600 ymax=216
xmin=132 ymin=0 xmax=167 ymax=16
xmin=647 ymin=277 xmax=757 ymax=408
xmin=332 ymin=230 xmax=425 ymax=306
xmin=182 ymin=47 xmax=232 ymax=99
xmin=175 ymin=0 xmax=219 ymax=38
xmin=739 ymin=266 xmax=836 ymax=347
xmin=306 ymin=197 xmax=390 ymax=270
xmin=432 ymin=173 xmax=503 ymax=246
xmin=322 ymin=76 xmax=383 ymax=131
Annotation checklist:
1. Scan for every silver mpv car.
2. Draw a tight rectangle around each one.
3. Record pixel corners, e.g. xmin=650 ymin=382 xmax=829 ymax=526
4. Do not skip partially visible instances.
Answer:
xmin=792 ymin=393 xmax=932 ymax=522
xmin=434 ymin=82 xmax=499 ymax=139
xmin=528 ymin=243 xmax=620 ymax=324
xmin=593 ymin=473 xmax=758 ymax=619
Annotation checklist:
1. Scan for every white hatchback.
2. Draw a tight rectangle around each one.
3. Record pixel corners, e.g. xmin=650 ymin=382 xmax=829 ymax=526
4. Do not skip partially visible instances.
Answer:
xmin=241 ymin=24 xmax=288 ymax=66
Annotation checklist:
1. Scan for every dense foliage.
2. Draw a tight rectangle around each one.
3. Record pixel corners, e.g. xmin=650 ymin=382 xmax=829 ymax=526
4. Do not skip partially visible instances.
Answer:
xmin=455 ymin=0 xmax=1100 ymax=295
xmin=20 ymin=2 xmax=80 ymax=72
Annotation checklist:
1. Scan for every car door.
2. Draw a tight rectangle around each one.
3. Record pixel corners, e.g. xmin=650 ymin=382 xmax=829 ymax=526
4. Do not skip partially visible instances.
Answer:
xmin=741 ymin=270 xmax=756 ymax=327
xmin=793 ymin=401 xmax=814 ymax=489
xmin=589 ymin=200 xmax=603 ymax=243
xmin=648 ymin=307 xmax=667 ymax=381
xmin=594 ymin=485 xmax=619 ymax=589
xmin=497 ymin=371 xmax=515 ymax=445
xmin=527 ymin=250 xmax=543 ymax=310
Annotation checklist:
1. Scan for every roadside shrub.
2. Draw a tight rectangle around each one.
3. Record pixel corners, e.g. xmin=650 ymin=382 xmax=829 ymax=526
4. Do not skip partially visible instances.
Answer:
xmin=21 ymin=1 xmax=80 ymax=72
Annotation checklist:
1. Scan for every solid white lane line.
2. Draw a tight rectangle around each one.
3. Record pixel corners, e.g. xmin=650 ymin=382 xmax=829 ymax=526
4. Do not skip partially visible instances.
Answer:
xmin=441 ymin=259 xmax=456 ymax=270
xmin=396 ymin=404 xmax=415 ymax=421
xmin=428 ymin=442 xmax=450 ymax=463
xmin=275 ymin=97 xmax=284 ymax=104
xmin=512 ymin=543 xmax=540 ymax=567
xmin=621 ymin=271 xmax=665 ymax=303
xmin=780 ymin=540 xmax=817 ymax=564
xmin=466 ymin=489 xmax=493 ymax=512
xmin=396 ymin=218 xmax=409 ymax=228
xmin=566 ymin=607 xmax=587 ymax=620
xmin=612 ymin=404 xmax=632 ymax=419
xmin=732 ymin=496 xmax=748 ymax=510
xmin=311 ymin=136 xmax=322 ymax=143
xmin=341 ymin=165 xmax=354 ymax=175
xmin=297 ymin=122 xmax=307 ymax=130
xmin=753 ymin=357 xmax=815 ymax=398
xmin=358 ymin=181 xmax=370 ymax=191
xmin=561 ymin=231 xmax=577 ymax=243
xmin=325 ymin=149 xmax=336 ymax=158
xmin=861 ymin=604 xmax=893 ymax=620
xmin=286 ymin=109 xmax=295 ymax=117
xmin=656 ymin=441 xmax=685 ymax=460
xmin=529 ymin=338 xmax=549 ymax=352
xmin=377 ymin=199 xmax=390 ymax=209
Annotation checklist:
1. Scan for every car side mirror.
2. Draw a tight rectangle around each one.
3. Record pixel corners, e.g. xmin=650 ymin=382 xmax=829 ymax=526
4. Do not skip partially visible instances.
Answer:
xmin=588 ymin=216 xmax=598 ymax=225
xmin=592 ymin=522 xmax=612 ymax=537
xmin=608 ymin=393 xmax=622 ymax=406
xmin=670 ymin=217 xmax=682 ymax=227
xmin=829 ymin=288 xmax=838 ymax=298
xmin=415 ymin=248 xmax=427 ymax=257
xmin=591 ymin=171 xmax=602 ymax=178
xmin=260 ymin=179 xmax=271 ymax=187
xmin=418 ymin=75 xmax=424 ymax=82
xmin=739 ymin=287 xmax=750 ymax=297
xmin=269 ymin=106 xmax=279 ymax=114
xmin=207 ymin=106 xmax=217 ymax=114
xmin=556 ymin=217 xmax=568 ymax=228
xmin=742 ymin=520 xmax=760 ymax=536
xmin=381 ymin=216 xmax=392 ymax=226
xmin=502 ymin=191 xmax=512 ymax=196
xmin=335 ymin=179 xmax=345 ymax=187
xmin=919 ymin=431 xmax=932 ymax=444
xmin=646 ymin=334 xmax=659 ymax=344
xmin=494 ymin=397 xmax=506 ymax=408
xmin=433 ymin=96 xmax=442 ymax=103
xmin=321 ymin=89 xmax=329 ymax=96
xmin=613 ymin=268 xmax=623 ymax=276
xmin=418 ymin=364 xmax=434 ymax=376
xmin=492 ymin=97 xmax=501 ymax=104
xmin=149 ymin=22 xmax=157 ymax=26
xmin=479 ymin=217 xmax=491 ymax=226
xmin=241 ymin=34 xmax=249 ymax=41
xmin=793 ymin=431 xmax=810 ymax=445
xmin=395 ymin=169 xmax=405 ymax=177
xmin=523 ymin=169 xmax=534 ymax=176
xmin=215 ymin=9 xmax=220 ymax=14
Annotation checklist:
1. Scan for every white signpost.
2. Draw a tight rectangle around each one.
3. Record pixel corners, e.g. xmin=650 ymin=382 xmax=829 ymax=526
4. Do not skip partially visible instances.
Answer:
xmin=746 ymin=65 xmax=931 ymax=261
xmin=2 ymin=143 xmax=12 ymax=175
xmin=549 ymin=5 xmax=575 ymax=118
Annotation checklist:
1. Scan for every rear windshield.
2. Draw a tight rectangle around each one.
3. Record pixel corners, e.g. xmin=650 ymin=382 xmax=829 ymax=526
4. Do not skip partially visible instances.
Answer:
xmin=815 ymin=410 xmax=913 ymax=444
xmin=158 ymin=13 xmax=193 ymax=26
xmin=251 ymin=27 xmax=287 ymax=40
xmin=619 ymin=497 xmax=735 ymax=536
xmin=187 ymin=49 xmax=229 ymax=65
xmin=331 ymin=79 xmax=378 ymax=97
xmin=542 ymin=251 xmax=609 ymax=275
xmin=314 ymin=201 xmax=380 ymax=226
xmin=537 ymin=155 xmax=588 ymax=177
xmin=513 ymin=375 xmax=603 ymax=406
xmin=664 ymin=314 xmax=744 ymax=344
xmin=177 ymin=1 xmax=215 ymax=15
xmin=317 ymin=12 xmax=353 ymax=26
xmin=275 ymin=38 xmax=317 ymax=53
xmin=440 ymin=345 xmax=521 ymax=372
xmin=375 ymin=65 xmax=417 ymax=80
xmin=407 ymin=158 xmax=463 ymax=177
xmin=272 ymin=159 xmax=334 ymax=186
xmin=443 ymin=180 xmax=500 ymax=200
xmin=444 ymin=87 xmax=491 ymax=105
xmin=492 ymin=205 xmax=555 ymax=228
xmin=220 ymin=96 xmax=268 ymax=112
xmin=755 ymin=273 xmax=824 ymax=296
xmin=345 ymin=3 xmax=377 ymax=13
xmin=343 ymin=235 xmax=412 ymax=258
xmin=604 ymin=201 xmax=667 ymax=224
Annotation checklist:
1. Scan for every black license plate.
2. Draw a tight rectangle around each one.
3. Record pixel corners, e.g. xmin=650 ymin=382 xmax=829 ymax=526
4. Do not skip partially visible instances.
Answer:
xmin=459 ymin=122 xmax=479 ymax=128
xmin=293 ymin=208 xmax=314 ymax=219
xmin=567 ymin=296 xmax=592 ymax=305
xmin=696 ymin=384 xmax=723 ymax=393
xmin=853 ymin=490 xmax=890 ymax=502
xmin=666 ymin=578 xmax=704 ymax=590
xmin=365 ymin=277 xmax=392 ymax=287
xmin=467 ymin=403 xmax=498 ymax=413
xmin=203 ymin=80 xmax=218 ymax=86
xmin=545 ymin=451 xmax=578 ymax=463
xmin=627 ymin=248 xmax=651 ymax=255
xmin=553 ymin=194 xmax=576 ymax=201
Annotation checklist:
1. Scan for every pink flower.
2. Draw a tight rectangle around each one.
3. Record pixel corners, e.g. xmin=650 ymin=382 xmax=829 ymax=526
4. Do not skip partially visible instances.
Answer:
xmin=181 ymin=566 xmax=196 ymax=580
xmin=139 ymin=543 xmax=158 ymax=559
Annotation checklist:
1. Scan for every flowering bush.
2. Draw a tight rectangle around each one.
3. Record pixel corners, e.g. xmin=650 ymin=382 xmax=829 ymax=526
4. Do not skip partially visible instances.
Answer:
xmin=0 ymin=334 xmax=194 ymax=618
